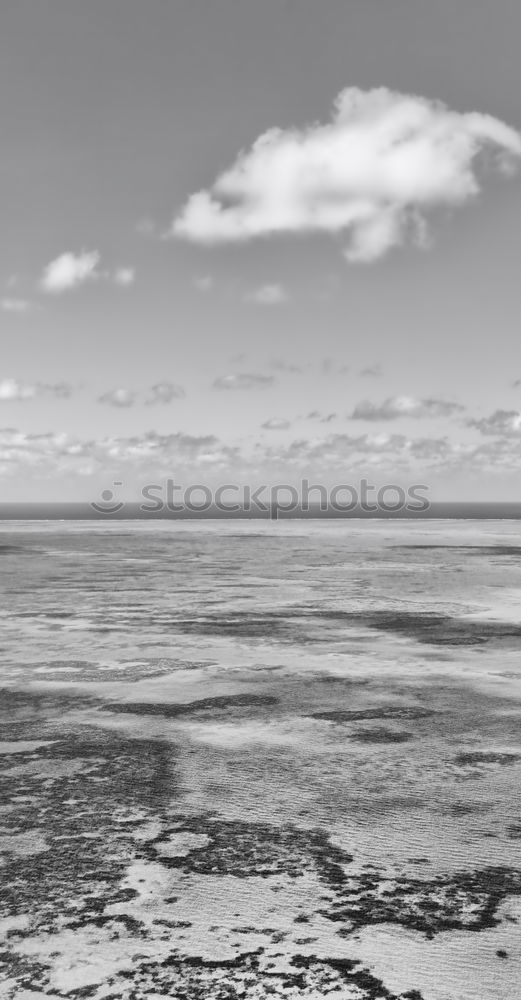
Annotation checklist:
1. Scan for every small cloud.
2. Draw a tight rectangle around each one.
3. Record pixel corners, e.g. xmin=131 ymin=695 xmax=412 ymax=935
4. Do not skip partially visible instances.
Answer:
xmin=262 ymin=417 xmax=291 ymax=430
xmin=0 ymin=378 xmax=37 ymax=401
xmin=269 ymin=358 xmax=303 ymax=374
xmin=113 ymin=267 xmax=135 ymax=287
xmin=306 ymin=410 xmax=337 ymax=423
xmin=1 ymin=297 xmax=31 ymax=314
xmin=360 ymin=364 xmax=383 ymax=377
xmin=0 ymin=379 xmax=72 ymax=401
xmin=40 ymin=382 xmax=74 ymax=399
xmin=351 ymin=396 xmax=464 ymax=420
xmin=468 ymin=409 xmax=521 ymax=437
xmin=246 ymin=283 xmax=288 ymax=305
xmin=193 ymin=275 xmax=214 ymax=292
xmin=40 ymin=250 xmax=101 ymax=294
xmin=98 ymin=388 xmax=137 ymax=408
xmin=145 ymin=382 xmax=185 ymax=405
xmin=213 ymin=373 xmax=276 ymax=390
xmin=98 ymin=384 xmax=185 ymax=407
xmin=321 ymin=358 xmax=349 ymax=375
xmin=39 ymin=253 xmax=135 ymax=293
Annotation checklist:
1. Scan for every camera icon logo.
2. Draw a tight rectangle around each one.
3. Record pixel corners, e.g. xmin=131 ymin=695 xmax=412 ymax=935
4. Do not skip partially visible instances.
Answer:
xmin=90 ymin=482 xmax=125 ymax=514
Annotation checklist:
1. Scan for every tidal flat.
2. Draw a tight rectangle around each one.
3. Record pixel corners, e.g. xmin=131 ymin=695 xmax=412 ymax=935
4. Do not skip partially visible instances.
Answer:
xmin=1 ymin=519 xmax=521 ymax=999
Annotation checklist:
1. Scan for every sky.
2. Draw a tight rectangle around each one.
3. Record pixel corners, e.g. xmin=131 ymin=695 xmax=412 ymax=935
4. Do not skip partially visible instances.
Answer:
xmin=1 ymin=0 xmax=521 ymax=503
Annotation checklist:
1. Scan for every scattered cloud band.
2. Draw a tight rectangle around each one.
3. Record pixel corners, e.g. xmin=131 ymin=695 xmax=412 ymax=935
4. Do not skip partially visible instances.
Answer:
xmin=351 ymin=396 xmax=464 ymax=420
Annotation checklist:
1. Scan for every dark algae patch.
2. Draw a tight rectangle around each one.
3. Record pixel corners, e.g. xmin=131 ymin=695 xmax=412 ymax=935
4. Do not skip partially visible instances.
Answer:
xmin=309 ymin=706 xmax=435 ymax=722
xmin=393 ymin=545 xmax=521 ymax=556
xmin=0 ymin=690 xmax=175 ymax=926
xmin=145 ymin=817 xmax=352 ymax=883
xmin=152 ymin=607 xmax=521 ymax=648
xmin=454 ymin=751 xmax=521 ymax=767
xmin=103 ymin=692 xmax=279 ymax=718
xmin=321 ymin=866 xmax=521 ymax=938
xmin=317 ymin=610 xmax=521 ymax=647
xmin=0 ymin=543 xmax=39 ymax=555
xmin=120 ymin=951 xmax=415 ymax=999
xmin=349 ymin=728 xmax=414 ymax=744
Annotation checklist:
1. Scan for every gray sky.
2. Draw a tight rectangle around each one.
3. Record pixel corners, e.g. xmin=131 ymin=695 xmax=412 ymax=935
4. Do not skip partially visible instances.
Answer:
xmin=1 ymin=0 xmax=521 ymax=501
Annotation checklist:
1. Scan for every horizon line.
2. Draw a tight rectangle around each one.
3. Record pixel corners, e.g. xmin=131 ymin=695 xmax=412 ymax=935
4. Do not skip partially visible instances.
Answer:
xmin=0 ymin=501 xmax=521 ymax=521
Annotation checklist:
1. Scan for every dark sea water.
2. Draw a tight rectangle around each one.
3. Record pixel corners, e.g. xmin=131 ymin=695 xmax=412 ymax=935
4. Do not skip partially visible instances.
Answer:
xmin=1 ymin=501 xmax=521 ymax=518
xmin=1 ymin=520 xmax=521 ymax=999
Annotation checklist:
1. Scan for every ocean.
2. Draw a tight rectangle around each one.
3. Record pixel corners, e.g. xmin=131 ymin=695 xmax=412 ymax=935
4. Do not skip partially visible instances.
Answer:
xmin=1 ymin=519 xmax=521 ymax=999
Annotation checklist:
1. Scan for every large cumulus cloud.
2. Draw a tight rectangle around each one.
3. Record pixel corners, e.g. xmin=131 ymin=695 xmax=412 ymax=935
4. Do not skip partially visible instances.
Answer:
xmin=173 ymin=87 xmax=521 ymax=261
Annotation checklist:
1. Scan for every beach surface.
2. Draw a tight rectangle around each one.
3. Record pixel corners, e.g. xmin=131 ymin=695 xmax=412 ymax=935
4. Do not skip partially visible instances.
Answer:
xmin=1 ymin=519 xmax=521 ymax=999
